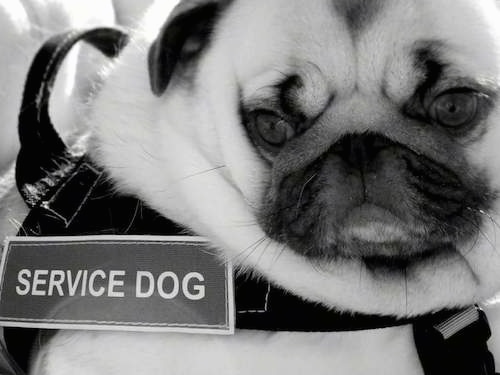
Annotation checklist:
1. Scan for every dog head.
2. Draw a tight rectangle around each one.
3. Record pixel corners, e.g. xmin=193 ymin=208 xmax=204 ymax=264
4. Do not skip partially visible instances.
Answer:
xmin=93 ymin=0 xmax=500 ymax=317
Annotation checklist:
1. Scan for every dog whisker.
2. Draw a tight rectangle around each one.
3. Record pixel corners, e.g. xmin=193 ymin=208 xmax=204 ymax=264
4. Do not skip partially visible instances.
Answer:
xmin=228 ymin=222 xmax=261 ymax=228
xmin=268 ymin=243 xmax=287 ymax=269
xmin=295 ymin=172 xmax=317 ymax=215
xmin=148 ymin=166 xmax=228 ymax=195
xmin=230 ymin=235 xmax=268 ymax=266
xmin=307 ymin=255 xmax=326 ymax=274
xmin=90 ymin=191 xmax=116 ymax=200
xmin=151 ymin=166 xmax=228 ymax=194
xmin=256 ymin=238 xmax=273 ymax=268
xmin=461 ymin=209 xmax=497 ymax=254
xmin=466 ymin=206 xmax=500 ymax=230
xmin=404 ymin=267 xmax=409 ymax=316
xmin=123 ymin=200 xmax=142 ymax=234
xmin=472 ymin=208 xmax=500 ymax=249
xmin=178 ymin=165 xmax=227 ymax=182
xmin=461 ymin=227 xmax=482 ymax=259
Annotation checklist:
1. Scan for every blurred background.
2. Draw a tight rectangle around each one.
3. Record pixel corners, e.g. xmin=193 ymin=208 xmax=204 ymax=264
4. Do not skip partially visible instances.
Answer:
xmin=0 ymin=0 xmax=178 ymax=173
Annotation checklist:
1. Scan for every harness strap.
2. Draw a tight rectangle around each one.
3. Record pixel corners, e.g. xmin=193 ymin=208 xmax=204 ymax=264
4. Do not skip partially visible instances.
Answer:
xmin=16 ymin=28 xmax=128 ymax=209
xmin=9 ymin=28 xmax=499 ymax=375
xmin=8 ymin=27 xmax=129 ymax=373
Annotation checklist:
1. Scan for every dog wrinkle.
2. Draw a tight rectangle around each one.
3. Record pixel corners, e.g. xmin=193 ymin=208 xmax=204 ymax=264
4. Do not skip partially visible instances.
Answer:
xmin=331 ymin=0 xmax=385 ymax=36
xmin=411 ymin=41 xmax=447 ymax=99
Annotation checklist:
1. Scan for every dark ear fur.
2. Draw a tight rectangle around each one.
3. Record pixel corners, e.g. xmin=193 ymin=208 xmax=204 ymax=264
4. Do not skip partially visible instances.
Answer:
xmin=148 ymin=1 xmax=221 ymax=96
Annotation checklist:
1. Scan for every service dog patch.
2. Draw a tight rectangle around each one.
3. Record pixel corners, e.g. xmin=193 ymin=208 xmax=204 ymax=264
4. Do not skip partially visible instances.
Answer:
xmin=0 ymin=236 xmax=234 ymax=334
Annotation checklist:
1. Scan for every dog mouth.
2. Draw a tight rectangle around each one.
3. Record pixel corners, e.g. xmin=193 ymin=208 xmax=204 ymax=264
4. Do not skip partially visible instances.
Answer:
xmin=333 ymin=203 xmax=449 ymax=263
xmin=300 ymin=203 xmax=462 ymax=274
xmin=332 ymin=236 xmax=458 ymax=276
xmin=340 ymin=203 xmax=417 ymax=244
xmin=359 ymin=244 xmax=456 ymax=275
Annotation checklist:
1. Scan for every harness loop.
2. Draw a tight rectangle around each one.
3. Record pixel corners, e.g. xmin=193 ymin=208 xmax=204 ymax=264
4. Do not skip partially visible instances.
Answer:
xmin=15 ymin=28 xmax=128 ymax=208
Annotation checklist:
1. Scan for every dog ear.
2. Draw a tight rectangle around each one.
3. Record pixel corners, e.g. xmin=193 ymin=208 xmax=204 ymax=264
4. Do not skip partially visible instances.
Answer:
xmin=148 ymin=1 xmax=222 ymax=96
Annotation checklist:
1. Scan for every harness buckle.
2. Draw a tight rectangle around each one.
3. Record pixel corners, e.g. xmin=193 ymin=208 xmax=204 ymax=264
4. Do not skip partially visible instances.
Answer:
xmin=414 ymin=305 xmax=496 ymax=375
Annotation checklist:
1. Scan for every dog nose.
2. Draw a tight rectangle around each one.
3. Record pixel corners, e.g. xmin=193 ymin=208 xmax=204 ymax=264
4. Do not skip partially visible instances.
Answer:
xmin=332 ymin=133 xmax=392 ymax=167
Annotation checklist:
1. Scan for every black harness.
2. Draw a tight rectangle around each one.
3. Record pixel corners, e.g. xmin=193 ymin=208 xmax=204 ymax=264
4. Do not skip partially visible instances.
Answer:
xmin=4 ymin=28 xmax=497 ymax=375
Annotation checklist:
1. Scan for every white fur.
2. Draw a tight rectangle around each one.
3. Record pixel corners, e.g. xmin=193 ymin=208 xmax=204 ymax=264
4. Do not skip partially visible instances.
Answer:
xmin=3 ymin=0 xmax=500 ymax=374
xmin=34 ymin=327 xmax=424 ymax=375
xmin=92 ymin=0 xmax=500 ymax=317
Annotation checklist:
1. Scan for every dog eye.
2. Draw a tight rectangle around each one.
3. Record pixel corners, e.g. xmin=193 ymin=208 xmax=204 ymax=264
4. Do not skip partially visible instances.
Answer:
xmin=253 ymin=111 xmax=295 ymax=147
xmin=429 ymin=91 xmax=478 ymax=128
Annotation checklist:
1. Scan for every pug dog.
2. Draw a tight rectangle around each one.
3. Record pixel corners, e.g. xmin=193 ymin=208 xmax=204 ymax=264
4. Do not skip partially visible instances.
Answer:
xmin=3 ymin=0 xmax=500 ymax=373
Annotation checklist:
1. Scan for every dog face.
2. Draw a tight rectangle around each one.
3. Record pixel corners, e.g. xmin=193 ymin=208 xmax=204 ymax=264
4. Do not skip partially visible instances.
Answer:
xmin=93 ymin=0 xmax=500 ymax=317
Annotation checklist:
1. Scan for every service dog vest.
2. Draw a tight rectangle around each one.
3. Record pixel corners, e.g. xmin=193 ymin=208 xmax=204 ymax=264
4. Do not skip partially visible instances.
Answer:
xmin=3 ymin=28 xmax=497 ymax=375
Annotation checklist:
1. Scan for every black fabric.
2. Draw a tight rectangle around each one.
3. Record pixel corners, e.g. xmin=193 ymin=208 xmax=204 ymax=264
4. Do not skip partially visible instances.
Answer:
xmin=236 ymin=276 xmax=414 ymax=332
xmin=7 ymin=27 xmax=498 ymax=375
xmin=16 ymin=28 xmax=128 ymax=208
xmin=414 ymin=309 xmax=496 ymax=375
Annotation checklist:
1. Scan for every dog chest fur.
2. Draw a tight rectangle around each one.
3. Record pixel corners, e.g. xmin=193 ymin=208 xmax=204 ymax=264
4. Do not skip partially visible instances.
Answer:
xmin=34 ymin=327 xmax=423 ymax=375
